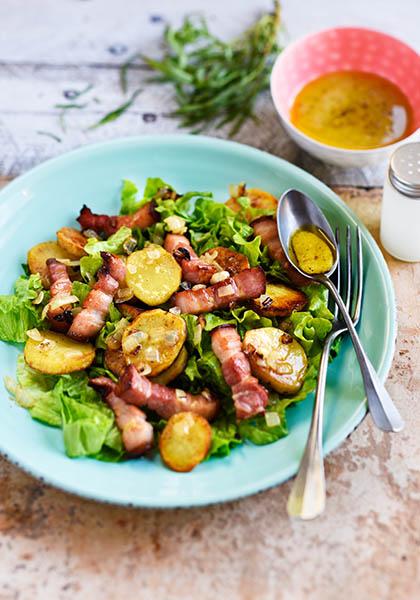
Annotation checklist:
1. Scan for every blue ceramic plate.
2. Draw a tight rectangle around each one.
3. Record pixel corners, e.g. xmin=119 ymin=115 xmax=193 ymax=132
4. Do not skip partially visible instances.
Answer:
xmin=0 ymin=136 xmax=396 ymax=507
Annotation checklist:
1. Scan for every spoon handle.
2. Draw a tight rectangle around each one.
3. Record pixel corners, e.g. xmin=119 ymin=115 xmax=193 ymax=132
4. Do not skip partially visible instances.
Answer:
xmin=287 ymin=333 xmax=332 ymax=519
xmin=322 ymin=277 xmax=404 ymax=432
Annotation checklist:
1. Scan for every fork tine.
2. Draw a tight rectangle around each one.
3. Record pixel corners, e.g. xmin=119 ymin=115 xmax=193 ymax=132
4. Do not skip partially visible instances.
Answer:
xmin=352 ymin=226 xmax=363 ymax=325
xmin=333 ymin=228 xmax=341 ymax=319
xmin=344 ymin=225 xmax=352 ymax=313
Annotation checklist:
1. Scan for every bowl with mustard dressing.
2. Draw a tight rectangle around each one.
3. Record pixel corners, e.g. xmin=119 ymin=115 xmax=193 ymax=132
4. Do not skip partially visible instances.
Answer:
xmin=270 ymin=27 xmax=420 ymax=167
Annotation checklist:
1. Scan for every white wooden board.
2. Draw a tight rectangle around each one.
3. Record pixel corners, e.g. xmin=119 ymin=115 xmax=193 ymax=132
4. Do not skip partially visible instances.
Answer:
xmin=0 ymin=0 xmax=418 ymax=184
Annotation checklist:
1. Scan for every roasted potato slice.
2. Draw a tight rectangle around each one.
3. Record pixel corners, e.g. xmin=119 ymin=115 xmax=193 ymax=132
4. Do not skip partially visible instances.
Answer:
xmin=104 ymin=348 xmax=127 ymax=377
xmin=244 ymin=327 xmax=307 ymax=394
xmin=251 ymin=283 xmax=307 ymax=317
xmin=24 ymin=330 xmax=95 ymax=375
xmin=151 ymin=346 xmax=188 ymax=385
xmin=226 ymin=187 xmax=278 ymax=222
xmin=122 ymin=309 xmax=186 ymax=376
xmin=56 ymin=227 xmax=87 ymax=258
xmin=210 ymin=246 xmax=250 ymax=275
xmin=27 ymin=241 xmax=73 ymax=287
xmin=126 ymin=245 xmax=181 ymax=306
xmin=159 ymin=411 xmax=212 ymax=472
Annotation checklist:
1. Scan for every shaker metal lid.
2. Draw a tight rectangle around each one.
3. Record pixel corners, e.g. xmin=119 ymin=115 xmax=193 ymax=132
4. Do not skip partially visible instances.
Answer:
xmin=389 ymin=142 xmax=420 ymax=198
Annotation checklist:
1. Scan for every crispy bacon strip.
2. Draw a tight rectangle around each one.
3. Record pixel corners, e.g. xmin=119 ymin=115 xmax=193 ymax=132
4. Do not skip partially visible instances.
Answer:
xmin=173 ymin=266 xmax=265 ymax=314
xmin=68 ymin=252 xmax=125 ymax=341
xmin=77 ymin=201 xmax=158 ymax=237
xmin=252 ymin=217 xmax=309 ymax=286
xmin=164 ymin=234 xmax=217 ymax=284
xmin=45 ymin=258 xmax=73 ymax=332
xmin=211 ymin=326 xmax=268 ymax=420
xmin=118 ymin=365 xmax=219 ymax=422
xmin=90 ymin=377 xmax=153 ymax=456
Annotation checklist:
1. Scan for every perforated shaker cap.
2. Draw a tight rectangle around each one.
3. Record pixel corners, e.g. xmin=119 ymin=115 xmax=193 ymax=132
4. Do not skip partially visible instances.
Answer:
xmin=389 ymin=142 xmax=420 ymax=199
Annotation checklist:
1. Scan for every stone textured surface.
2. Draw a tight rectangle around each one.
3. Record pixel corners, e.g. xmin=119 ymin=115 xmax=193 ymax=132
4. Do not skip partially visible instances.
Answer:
xmin=0 ymin=185 xmax=418 ymax=600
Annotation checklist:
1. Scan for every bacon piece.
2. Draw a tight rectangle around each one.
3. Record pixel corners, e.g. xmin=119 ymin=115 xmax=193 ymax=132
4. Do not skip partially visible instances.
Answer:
xmin=68 ymin=252 xmax=125 ymax=341
xmin=45 ymin=258 xmax=74 ymax=332
xmin=173 ymin=266 xmax=265 ymax=314
xmin=77 ymin=201 xmax=158 ymax=237
xmin=164 ymin=234 xmax=217 ymax=284
xmin=252 ymin=217 xmax=309 ymax=286
xmin=90 ymin=377 xmax=153 ymax=456
xmin=211 ymin=326 xmax=268 ymax=420
xmin=118 ymin=365 xmax=219 ymax=422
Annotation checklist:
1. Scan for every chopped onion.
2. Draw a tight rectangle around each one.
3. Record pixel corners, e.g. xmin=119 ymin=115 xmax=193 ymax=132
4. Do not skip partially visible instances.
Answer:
xmin=210 ymin=270 xmax=230 ymax=285
xmin=26 ymin=328 xmax=44 ymax=342
xmin=138 ymin=364 xmax=152 ymax=376
xmin=265 ymin=412 xmax=280 ymax=427
xmin=217 ymin=284 xmax=235 ymax=297
xmin=193 ymin=323 xmax=202 ymax=347
xmin=41 ymin=294 xmax=79 ymax=320
xmin=123 ymin=237 xmax=137 ymax=255
xmin=164 ymin=215 xmax=187 ymax=235
xmin=164 ymin=331 xmax=179 ymax=346
xmin=83 ymin=229 xmax=99 ymax=239
xmin=115 ymin=287 xmax=134 ymax=303
xmin=123 ymin=330 xmax=148 ymax=353
xmin=32 ymin=291 xmax=45 ymax=305
xmin=175 ymin=388 xmax=188 ymax=401
xmin=55 ymin=258 xmax=81 ymax=267
xmin=144 ymin=346 xmax=160 ymax=362
xmin=169 ymin=306 xmax=181 ymax=315
xmin=192 ymin=284 xmax=206 ymax=291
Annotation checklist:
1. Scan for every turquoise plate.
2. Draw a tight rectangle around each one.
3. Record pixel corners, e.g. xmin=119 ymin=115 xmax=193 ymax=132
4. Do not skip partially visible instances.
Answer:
xmin=0 ymin=136 xmax=396 ymax=507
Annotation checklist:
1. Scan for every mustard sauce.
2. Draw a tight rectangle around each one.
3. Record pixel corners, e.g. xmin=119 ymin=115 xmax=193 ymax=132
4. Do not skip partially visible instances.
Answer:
xmin=291 ymin=228 xmax=334 ymax=274
xmin=290 ymin=71 xmax=413 ymax=150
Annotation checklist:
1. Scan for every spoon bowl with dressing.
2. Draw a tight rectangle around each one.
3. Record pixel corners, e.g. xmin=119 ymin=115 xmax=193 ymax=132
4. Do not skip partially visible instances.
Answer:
xmin=271 ymin=27 xmax=420 ymax=167
xmin=277 ymin=189 xmax=404 ymax=432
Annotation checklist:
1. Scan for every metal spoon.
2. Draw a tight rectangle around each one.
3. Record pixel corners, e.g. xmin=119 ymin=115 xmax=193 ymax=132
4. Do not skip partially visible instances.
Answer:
xmin=277 ymin=189 xmax=404 ymax=433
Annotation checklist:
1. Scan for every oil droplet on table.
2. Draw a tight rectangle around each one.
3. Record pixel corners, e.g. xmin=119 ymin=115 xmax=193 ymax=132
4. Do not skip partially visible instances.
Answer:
xmin=290 ymin=71 xmax=414 ymax=150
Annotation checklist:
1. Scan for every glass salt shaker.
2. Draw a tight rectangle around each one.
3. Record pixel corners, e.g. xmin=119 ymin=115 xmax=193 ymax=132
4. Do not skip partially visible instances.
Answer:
xmin=380 ymin=142 xmax=420 ymax=262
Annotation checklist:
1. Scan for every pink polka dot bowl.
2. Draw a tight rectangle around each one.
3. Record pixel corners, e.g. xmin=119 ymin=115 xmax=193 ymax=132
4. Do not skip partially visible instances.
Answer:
xmin=270 ymin=27 xmax=420 ymax=167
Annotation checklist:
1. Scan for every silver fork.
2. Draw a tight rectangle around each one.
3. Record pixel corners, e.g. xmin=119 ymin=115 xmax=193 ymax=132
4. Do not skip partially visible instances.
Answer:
xmin=287 ymin=225 xmax=363 ymax=520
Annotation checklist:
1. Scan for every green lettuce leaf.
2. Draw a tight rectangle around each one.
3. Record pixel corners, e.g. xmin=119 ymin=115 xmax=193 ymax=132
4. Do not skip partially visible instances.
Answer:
xmin=79 ymin=255 xmax=103 ymax=282
xmin=0 ymin=274 xmax=46 ymax=343
xmin=7 ymin=358 xmax=124 ymax=460
xmin=238 ymin=393 xmax=288 ymax=445
xmin=208 ymin=417 xmax=242 ymax=458
xmin=84 ymin=226 xmax=132 ymax=256
xmin=120 ymin=179 xmax=140 ymax=215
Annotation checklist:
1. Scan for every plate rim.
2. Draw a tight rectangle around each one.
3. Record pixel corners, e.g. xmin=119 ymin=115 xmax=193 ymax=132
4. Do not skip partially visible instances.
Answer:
xmin=0 ymin=134 xmax=397 ymax=507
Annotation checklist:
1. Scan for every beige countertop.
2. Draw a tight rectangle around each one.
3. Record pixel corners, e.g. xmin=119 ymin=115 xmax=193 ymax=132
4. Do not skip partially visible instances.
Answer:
xmin=0 ymin=185 xmax=418 ymax=600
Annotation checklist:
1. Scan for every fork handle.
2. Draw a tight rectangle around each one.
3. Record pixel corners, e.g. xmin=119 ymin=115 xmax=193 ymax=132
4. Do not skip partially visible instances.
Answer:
xmin=287 ymin=335 xmax=333 ymax=519
xmin=323 ymin=277 xmax=404 ymax=433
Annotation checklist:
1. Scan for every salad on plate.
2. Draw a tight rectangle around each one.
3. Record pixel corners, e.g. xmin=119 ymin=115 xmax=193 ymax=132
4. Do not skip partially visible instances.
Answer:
xmin=1 ymin=178 xmax=337 ymax=472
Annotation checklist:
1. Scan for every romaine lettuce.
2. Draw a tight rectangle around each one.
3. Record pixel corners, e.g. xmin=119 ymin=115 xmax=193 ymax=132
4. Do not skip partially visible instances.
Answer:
xmin=0 ymin=274 xmax=46 ymax=343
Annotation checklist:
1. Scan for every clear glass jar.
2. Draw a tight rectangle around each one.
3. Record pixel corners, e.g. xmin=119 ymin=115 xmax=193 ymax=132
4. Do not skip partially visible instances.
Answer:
xmin=380 ymin=142 xmax=420 ymax=262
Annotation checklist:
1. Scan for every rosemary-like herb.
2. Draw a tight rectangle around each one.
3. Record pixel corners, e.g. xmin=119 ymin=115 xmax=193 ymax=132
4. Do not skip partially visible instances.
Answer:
xmin=142 ymin=0 xmax=281 ymax=135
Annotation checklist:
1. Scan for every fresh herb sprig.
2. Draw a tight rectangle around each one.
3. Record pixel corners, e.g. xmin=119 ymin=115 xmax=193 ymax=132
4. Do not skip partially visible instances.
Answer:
xmin=142 ymin=0 xmax=281 ymax=135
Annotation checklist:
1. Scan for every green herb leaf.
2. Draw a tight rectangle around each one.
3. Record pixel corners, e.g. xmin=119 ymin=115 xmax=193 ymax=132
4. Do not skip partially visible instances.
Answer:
xmin=89 ymin=88 xmax=142 ymax=130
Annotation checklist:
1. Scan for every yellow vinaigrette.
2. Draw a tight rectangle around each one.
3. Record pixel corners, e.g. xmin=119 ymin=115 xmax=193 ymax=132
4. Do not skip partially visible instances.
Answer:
xmin=290 ymin=71 xmax=413 ymax=150
xmin=291 ymin=229 xmax=334 ymax=275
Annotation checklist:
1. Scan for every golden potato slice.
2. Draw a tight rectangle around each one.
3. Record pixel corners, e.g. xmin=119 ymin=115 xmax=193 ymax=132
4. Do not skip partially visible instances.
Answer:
xmin=251 ymin=283 xmax=307 ymax=317
xmin=24 ymin=330 xmax=95 ymax=375
xmin=243 ymin=327 xmax=307 ymax=394
xmin=126 ymin=245 xmax=181 ymax=306
xmin=122 ymin=309 xmax=186 ymax=376
xmin=226 ymin=187 xmax=278 ymax=222
xmin=159 ymin=412 xmax=212 ymax=472
xmin=104 ymin=348 xmax=127 ymax=377
xmin=27 ymin=241 xmax=73 ymax=287
xmin=56 ymin=227 xmax=87 ymax=258
xmin=151 ymin=346 xmax=188 ymax=385
xmin=211 ymin=246 xmax=250 ymax=275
